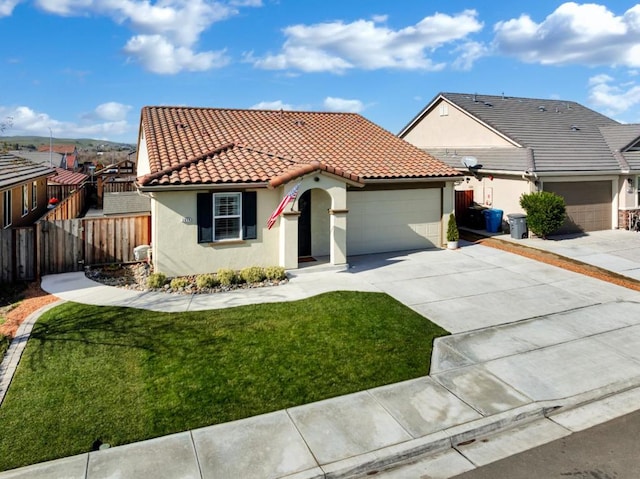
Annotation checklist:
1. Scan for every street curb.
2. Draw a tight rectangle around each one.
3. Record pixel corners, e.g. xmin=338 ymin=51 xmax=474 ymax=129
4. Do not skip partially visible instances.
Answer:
xmin=0 ymin=300 xmax=64 ymax=407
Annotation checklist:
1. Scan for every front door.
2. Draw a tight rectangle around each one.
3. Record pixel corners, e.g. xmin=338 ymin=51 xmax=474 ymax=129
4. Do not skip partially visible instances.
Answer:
xmin=298 ymin=190 xmax=311 ymax=257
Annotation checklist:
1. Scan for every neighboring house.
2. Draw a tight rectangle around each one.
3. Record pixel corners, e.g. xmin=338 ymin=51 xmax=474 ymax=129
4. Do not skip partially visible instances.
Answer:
xmin=95 ymin=159 xmax=137 ymax=207
xmin=10 ymin=150 xmax=66 ymax=169
xmin=0 ymin=153 xmax=54 ymax=228
xmin=48 ymin=167 xmax=88 ymax=201
xmin=37 ymin=144 xmax=79 ymax=171
xmin=400 ymin=92 xmax=640 ymax=234
xmin=135 ymin=106 xmax=461 ymax=276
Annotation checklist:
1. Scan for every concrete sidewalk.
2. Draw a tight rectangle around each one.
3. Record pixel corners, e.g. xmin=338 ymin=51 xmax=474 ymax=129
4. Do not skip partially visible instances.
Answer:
xmin=2 ymin=239 xmax=640 ymax=478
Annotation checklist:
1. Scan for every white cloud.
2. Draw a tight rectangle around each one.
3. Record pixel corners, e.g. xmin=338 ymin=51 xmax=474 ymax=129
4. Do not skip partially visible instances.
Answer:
xmin=0 ymin=104 xmax=135 ymax=141
xmin=452 ymin=41 xmax=488 ymax=70
xmin=494 ymin=3 xmax=640 ymax=67
xmin=124 ymin=34 xmax=229 ymax=74
xmin=323 ymin=97 xmax=364 ymax=113
xmin=250 ymin=100 xmax=295 ymax=110
xmin=0 ymin=0 xmax=22 ymax=16
xmin=84 ymin=102 xmax=132 ymax=121
xmin=587 ymin=74 xmax=640 ymax=117
xmin=31 ymin=0 xmax=256 ymax=74
xmin=253 ymin=10 xmax=483 ymax=73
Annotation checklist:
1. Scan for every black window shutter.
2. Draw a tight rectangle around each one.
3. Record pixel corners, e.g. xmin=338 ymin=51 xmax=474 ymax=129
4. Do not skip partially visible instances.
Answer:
xmin=242 ymin=191 xmax=257 ymax=239
xmin=197 ymin=193 xmax=213 ymax=243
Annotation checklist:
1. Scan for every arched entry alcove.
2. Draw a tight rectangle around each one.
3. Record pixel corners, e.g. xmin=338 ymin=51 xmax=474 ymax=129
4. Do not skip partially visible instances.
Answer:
xmin=298 ymin=188 xmax=331 ymax=259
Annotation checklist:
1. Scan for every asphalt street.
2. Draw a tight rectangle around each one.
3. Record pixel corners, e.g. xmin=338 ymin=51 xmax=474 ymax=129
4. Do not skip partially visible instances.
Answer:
xmin=451 ymin=408 xmax=640 ymax=479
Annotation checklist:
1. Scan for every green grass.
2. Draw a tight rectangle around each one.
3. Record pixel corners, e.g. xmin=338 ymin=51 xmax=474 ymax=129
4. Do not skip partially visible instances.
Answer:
xmin=0 ymin=291 xmax=448 ymax=471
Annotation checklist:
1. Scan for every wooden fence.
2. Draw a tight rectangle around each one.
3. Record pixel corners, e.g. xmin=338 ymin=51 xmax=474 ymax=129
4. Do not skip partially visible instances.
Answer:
xmin=0 ymin=214 xmax=151 ymax=281
xmin=41 ymin=188 xmax=85 ymax=222
xmin=0 ymin=227 xmax=36 ymax=282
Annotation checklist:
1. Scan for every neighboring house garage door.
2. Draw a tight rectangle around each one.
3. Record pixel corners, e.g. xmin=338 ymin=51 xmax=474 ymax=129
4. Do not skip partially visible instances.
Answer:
xmin=544 ymin=181 xmax=611 ymax=234
xmin=347 ymin=188 xmax=441 ymax=255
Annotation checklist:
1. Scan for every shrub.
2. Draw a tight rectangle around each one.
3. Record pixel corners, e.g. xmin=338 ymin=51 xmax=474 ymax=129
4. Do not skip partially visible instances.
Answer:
xmin=170 ymin=277 xmax=190 ymax=290
xmin=146 ymin=272 xmax=167 ymax=289
xmin=520 ymin=191 xmax=566 ymax=239
xmin=240 ymin=266 xmax=266 ymax=284
xmin=446 ymin=213 xmax=459 ymax=242
xmin=216 ymin=268 xmax=237 ymax=286
xmin=265 ymin=266 xmax=287 ymax=281
xmin=196 ymin=274 xmax=219 ymax=289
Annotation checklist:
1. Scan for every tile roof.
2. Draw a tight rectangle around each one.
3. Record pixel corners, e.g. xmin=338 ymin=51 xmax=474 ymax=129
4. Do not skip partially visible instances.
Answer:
xmin=37 ymin=144 xmax=77 ymax=154
xmin=403 ymin=93 xmax=640 ymax=173
xmin=49 ymin=167 xmax=88 ymax=186
xmin=0 ymin=153 xmax=55 ymax=190
xmin=137 ymin=107 xmax=460 ymax=187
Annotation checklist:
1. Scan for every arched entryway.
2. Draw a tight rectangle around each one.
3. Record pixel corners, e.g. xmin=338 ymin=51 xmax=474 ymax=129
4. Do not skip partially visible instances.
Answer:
xmin=297 ymin=188 xmax=331 ymax=261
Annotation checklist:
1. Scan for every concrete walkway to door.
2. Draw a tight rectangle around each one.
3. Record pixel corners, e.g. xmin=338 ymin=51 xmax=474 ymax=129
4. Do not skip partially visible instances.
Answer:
xmin=2 ymin=234 xmax=640 ymax=478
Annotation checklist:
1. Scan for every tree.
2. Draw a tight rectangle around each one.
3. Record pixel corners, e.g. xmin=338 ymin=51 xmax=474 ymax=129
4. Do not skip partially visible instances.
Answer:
xmin=520 ymin=191 xmax=566 ymax=239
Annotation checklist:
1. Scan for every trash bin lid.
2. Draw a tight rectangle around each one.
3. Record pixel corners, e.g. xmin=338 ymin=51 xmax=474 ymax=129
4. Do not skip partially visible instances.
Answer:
xmin=507 ymin=213 xmax=526 ymax=219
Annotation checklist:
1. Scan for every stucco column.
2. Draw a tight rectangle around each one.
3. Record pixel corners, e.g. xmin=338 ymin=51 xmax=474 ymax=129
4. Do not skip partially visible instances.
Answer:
xmin=442 ymin=181 xmax=455 ymax=246
xmin=329 ymin=209 xmax=348 ymax=265
xmin=280 ymin=211 xmax=300 ymax=269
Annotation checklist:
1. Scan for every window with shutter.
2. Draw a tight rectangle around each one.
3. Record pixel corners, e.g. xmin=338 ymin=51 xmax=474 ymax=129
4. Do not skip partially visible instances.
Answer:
xmin=197 ymin=191 xmax=257 ymax=243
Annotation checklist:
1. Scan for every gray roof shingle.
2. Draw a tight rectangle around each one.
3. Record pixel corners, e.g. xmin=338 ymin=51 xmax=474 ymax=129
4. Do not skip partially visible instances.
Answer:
xmin=0 ymin=153 xmax=55 ymax=190
xmin=404 ymin=93 xmax=640 ymax=174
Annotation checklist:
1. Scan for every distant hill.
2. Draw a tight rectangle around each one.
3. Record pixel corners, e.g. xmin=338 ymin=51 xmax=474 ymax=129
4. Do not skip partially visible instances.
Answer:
xmin=0 ymin=136 xmax=135 ymax=152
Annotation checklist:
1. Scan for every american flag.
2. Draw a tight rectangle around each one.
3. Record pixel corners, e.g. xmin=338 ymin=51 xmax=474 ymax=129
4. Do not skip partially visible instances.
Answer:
xmin=267 ymin=182 xmax=301 ymax=230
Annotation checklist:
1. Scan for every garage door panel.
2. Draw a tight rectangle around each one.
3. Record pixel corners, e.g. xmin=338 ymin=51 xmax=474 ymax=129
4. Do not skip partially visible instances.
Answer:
xmin=347 ymin=189 xmax=441 ymax=255
xmin=544 ymin=181 xmax=611 ymax=233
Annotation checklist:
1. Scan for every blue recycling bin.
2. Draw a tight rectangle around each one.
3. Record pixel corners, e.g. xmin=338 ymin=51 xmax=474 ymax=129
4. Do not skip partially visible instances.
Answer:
xmin=483 ymin=209 xmax=503 ymax=233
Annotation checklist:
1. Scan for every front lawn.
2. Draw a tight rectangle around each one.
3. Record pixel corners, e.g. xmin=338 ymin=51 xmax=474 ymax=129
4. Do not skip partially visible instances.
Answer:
xmin=0 ymin=291 xmax=448 ymax=472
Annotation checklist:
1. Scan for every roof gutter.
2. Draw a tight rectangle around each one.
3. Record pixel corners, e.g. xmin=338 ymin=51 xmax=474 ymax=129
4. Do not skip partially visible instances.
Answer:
xmin=136 ymin=182 xmax=270 ymax=193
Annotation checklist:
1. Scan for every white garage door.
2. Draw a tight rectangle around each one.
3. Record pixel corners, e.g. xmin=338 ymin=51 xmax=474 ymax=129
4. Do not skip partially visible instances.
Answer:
xmin=347 ymin=189 xmax=441 ymax=255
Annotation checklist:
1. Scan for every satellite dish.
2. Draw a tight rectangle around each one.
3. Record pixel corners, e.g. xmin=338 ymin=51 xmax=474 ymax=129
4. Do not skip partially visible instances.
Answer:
xmin=461 ymin=156 xmax=478 ymax=168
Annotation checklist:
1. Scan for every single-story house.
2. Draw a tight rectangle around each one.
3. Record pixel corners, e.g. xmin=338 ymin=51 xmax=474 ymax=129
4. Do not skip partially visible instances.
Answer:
xmin=399 ymin=92 xmax=640 ymax=234
xmin=135 ymin=106 xmax=461 ymax=276
xmin=0 ymin=153 xmax=54 ymax=228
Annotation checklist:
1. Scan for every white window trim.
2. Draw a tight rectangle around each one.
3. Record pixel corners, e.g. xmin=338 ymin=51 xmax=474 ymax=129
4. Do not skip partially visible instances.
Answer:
xmin=213 ymin=192 xmax=242 ymax=241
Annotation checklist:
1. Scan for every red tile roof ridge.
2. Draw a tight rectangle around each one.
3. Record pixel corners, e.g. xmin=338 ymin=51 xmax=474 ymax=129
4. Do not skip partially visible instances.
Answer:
xmin=138 ymin=142 xmax=236 ymax=186
xmin=269 ymin=160 xmax=363 ymax=189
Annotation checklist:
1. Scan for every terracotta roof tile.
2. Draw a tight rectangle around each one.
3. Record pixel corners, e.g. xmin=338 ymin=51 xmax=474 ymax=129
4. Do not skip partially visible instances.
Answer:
xmin=138 ymin=107 xmax=460 ymax=187
xmin=49 ymin=167 xmax=88 ymax=185
xmin=37 ymin=144 xmax=77 ymax=154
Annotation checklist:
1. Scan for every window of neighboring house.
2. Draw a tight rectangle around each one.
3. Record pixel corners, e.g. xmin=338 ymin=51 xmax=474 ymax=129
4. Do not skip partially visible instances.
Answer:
xmin=197 ymin=191 xmax=257 ymax=243
xmin=32 ymin=181 xmax=37 ymax=210
xmin=22 ymin=184 xmax=29 ymax=216
xmin=2 ymin=190 xmax=12 ymax=228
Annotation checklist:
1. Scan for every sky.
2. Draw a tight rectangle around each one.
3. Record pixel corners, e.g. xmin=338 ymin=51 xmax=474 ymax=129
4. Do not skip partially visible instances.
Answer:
xmin=1 ymin=0 xmax=640 ymax=145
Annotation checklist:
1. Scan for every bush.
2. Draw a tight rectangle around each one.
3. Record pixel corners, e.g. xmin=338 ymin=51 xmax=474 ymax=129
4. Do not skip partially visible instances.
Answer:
xmin=520 ymin=191 xmax=566 ymax=238
xmin=216 ymin=268 xmax=237 ymax=286
xmin=146 ymin=272 xmax=167 ymax=289
xmin=446 ymin=213 xmax=459 ymax=242
xmin=170 ymin=277 xmax=190 ymax=290
xmin=196 ymin=274 xmax=219 ymax=289
xmin=265 ymin=266 xmax=287 ymax=281
xmin=240 ymin=266 xmax=266 ymax=284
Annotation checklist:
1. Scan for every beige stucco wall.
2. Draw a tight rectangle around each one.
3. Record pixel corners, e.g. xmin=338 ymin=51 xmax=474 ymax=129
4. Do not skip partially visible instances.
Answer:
xmin=135 ymin=130 xmax=150 ymax=177
xmin=150 ymin=188 xmax=281 ymax=276
xmin=403 ymin=99 xmax=514 ymax=148
xmin=458 ymin=175 xmax=532 ymax=217
xmin=618 ymin=175 xmax=639 ymax=210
